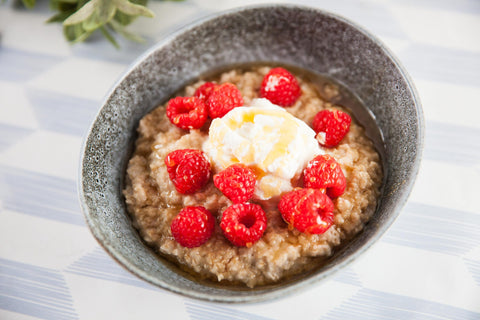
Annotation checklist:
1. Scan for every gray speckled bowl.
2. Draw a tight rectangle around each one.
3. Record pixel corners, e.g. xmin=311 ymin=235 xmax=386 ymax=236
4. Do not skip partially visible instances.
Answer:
xmin=79 ymin=4 xmax=423 ymax=303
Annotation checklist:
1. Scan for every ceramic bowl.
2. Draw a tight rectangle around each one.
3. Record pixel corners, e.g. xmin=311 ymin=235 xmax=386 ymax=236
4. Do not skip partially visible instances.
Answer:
xmin=79 ymin=4 xmax=423 ymax=303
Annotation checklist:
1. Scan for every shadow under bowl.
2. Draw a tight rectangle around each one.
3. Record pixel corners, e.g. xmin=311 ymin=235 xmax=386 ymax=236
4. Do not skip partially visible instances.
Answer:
xmin=79 ymin=4 xmax=424 ymax=303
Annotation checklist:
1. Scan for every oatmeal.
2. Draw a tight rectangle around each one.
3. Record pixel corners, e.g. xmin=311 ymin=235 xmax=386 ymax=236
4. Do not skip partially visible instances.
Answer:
xmin=123 ymin=66 xmax=383 ymax=287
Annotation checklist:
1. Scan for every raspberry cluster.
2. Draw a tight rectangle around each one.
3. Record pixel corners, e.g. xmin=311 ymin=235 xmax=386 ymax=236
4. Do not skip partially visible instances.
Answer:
xmin=164 ymin=149 xmax=211 ymax=194
xmin=260 ymin=67 xmax=301 ymax=107
xmin=164 ymin=67 xmax=352 ymax=248
xmin=214 ymin=164 xmax=267 ymax=247
xmin=205 ymin=83 xmax=244 ymax=119
xmin=278 ymin=154 xmax=346 ymax=235
xmin=220 ymin=203 xmax=267 ymax=247
xmin=166 ymin=81 xmax=244 ymax=131
xmin=304 ymin=154 xmax=346 ymax=198
xmin=313 ymin=109 xmax=351 ymax=147
xmin=279 ymin=188 xmax=334 ymax=234
xmin=214 ymin=164 xmax=256 ymax=204
xmin=166 ymin=97 xmax=207 ymax=130
xmin=171 ymin=206 xmax=215 ymax=248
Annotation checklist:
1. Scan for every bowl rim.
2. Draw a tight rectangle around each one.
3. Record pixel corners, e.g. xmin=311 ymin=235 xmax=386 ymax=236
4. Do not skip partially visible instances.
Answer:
xmin=78 ymin=3 xmax=424 ymax=303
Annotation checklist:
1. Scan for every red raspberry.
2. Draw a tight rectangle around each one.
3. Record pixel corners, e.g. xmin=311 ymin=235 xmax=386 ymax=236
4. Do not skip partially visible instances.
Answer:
xmin=166 ymin=96 xmax=208 ymax=130
xmin=312 ymin=109 xmax=351 ymax=147
xmin=278 ymin=188 xmax=334 ymax=234
xmin=214 ymin=164 xmax=256 ymax=203
xmin=303 ymin=154 xmax=346 ymax=198
xmin=260 ymin=67 xmax=301 ymax=107
xmin=164 ymin=149 xmax=211 ymax=194
xmin=220 ymin=203 xmax=267 ymax=247
xmin=206 ymin=83 xmax=244 ymax=118
xmin=171 ymin=206 xmax=215 ymax=248
xmin=194 ymin=82 xmax=218 ymax=101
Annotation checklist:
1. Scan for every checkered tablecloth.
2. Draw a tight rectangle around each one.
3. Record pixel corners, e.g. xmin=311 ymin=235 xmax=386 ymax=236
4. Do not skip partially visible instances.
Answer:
xmin=1 ymin=0 xmax=479 ymax=319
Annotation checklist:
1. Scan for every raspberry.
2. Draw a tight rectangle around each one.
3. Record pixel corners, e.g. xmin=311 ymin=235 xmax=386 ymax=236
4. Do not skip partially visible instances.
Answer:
xmin=278 ymin=188 xmax=334 ymax=234
xmin=220 ymin=203 xmax=267 ymax=247
xmin=171 ymin=206 xmax=215 ymax=248
xmin=166 ymin=96 xmax=208 ymax=130
xmin=303 ymin=154 xmax=346 ymax=198
xmin=214 ymin=164 xmax=256 ymax=203
xmin=194 ymin=82 xmax=218 ymax=101
xmin=165 ymin=149 xmax=211 ymax=194
xmin=312 ymin=109 xmax=351 ymax=147
xmin=260 ymin=67 xmax=301 ymax=107
xmin=206 ymin=83 xmax=244 ymax=118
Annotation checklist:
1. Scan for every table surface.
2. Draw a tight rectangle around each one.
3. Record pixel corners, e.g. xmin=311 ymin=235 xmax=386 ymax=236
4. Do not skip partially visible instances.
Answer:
xmin=1 ymin=0 xmax=480 ymax=319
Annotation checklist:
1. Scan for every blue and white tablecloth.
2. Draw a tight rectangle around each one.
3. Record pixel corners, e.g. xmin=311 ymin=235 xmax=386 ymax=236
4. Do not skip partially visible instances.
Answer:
xmin=1 ymin=0 xmax=479 ymax=319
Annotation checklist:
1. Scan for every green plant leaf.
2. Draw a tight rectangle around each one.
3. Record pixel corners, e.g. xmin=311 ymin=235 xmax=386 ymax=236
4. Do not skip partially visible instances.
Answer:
xmin=26 ymin=0 xmax=184 ymax=48
xmin=63 ymin=0 xmax=153 ymax=35
xmin=63 ymin=0 xmax=98 ymax=26
xmin=21 ymin=0 xmax=36 ymax=9
xmin=100 ymin=25 xmax=120 ymax=48
xmin=113 ymin=0 xmax=154 ymax=18
xmin=113 ymin=0 xmax=147 ymax=26
xmin=46 ymin=10 xmax=76 ymax=23
xmin=81 ymin=0 xmax=116 ymax=31
xmin=51 ymin=2 xmax=74 ymax=12
xmin=76 ymin=0 xmax=91 ymax=9
xmin=64 ymin=23 xmax=93 ymax=43
xmin=49 ymin=0 xmax=78 ymax=9
xmin=109 ymin=19 xmax=144 ymax=42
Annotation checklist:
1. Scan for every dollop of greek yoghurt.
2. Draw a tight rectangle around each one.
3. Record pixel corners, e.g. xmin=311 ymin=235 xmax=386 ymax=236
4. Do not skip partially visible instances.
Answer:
xmin=203 ymin=98 xmax=323 ymax=200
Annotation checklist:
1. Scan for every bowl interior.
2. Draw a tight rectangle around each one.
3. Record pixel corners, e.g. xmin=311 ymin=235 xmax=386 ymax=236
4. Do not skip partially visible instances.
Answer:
xmin=80 ymin=5 xmax=423 ymax=302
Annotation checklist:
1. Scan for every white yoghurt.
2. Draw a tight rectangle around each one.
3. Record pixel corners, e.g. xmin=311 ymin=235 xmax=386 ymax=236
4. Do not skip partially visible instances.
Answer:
xmin=203 ymin=98 xmax=323 ymax=200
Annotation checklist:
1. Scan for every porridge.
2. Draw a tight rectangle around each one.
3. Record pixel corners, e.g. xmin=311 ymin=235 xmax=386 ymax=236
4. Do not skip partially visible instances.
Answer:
xmin=123 ymin=66 xmax=383 ymax=287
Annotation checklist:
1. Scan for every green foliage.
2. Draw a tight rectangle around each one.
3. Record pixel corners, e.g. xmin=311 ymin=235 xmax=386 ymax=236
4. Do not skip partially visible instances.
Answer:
xmin=21 ymin=0 xmax=36 ymax=9
xmin=21 ymin=0 xmax=179 ymax=48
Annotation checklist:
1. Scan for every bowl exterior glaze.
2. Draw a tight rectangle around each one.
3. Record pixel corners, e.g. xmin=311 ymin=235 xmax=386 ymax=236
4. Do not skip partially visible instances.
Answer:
xmin=79 ymin=4 xmax=423 ymax=302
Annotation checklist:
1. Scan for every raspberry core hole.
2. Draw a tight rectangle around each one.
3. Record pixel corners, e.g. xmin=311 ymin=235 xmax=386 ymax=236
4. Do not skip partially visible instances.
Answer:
xmin=177 ymin=104 xmax=193 ymax=114
xmin=240 ymin=214 xmax=256 ymax=228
